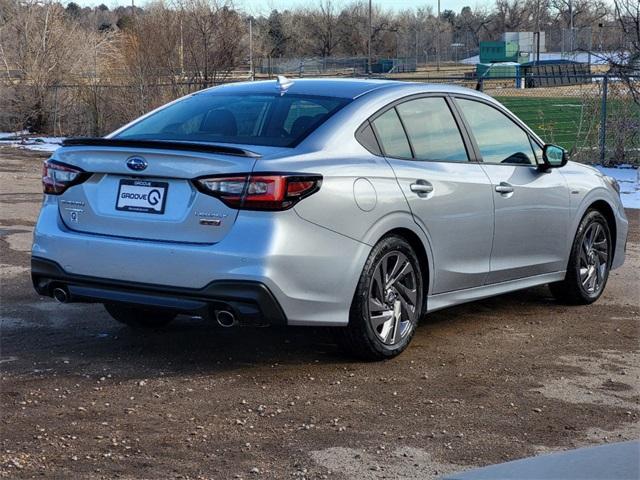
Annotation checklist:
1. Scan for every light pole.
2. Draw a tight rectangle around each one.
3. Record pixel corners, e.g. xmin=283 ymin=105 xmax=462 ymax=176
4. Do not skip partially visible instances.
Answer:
xmin=368 ymin=0 xmax=372 ymax=75
xmin=249 ymin=17 xmax=254 ymax=81
xmin=569 ymin=0 xmax=574 ymax=54
xmin=415 ymin=27 xmax=419 ymax=68
xmin=178 ymin=13 xmax=184 ymax=77
xmin=436 ymin=0 xmax=441 ymax=71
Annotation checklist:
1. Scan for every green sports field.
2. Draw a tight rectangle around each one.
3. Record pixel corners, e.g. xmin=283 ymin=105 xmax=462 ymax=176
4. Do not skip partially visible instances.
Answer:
xmin=493 ymin=96 xmax=639 ymax=157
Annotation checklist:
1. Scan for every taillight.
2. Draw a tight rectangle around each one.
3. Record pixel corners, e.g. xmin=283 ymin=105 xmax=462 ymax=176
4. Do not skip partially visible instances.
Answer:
xmin=194 ymin=174 xmax=322 ymax=211
xmin=42 ymin=160 xmax=87 ymax=195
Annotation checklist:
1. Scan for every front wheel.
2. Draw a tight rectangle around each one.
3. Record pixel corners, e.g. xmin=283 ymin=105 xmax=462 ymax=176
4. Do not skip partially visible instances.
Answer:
xmin=549 ymin=209 xmax=612 ymax=305
xmin=104 ymin=304 xmax=176 ymax=329
xmin=336 ymin=235 xmax=424 ymax=360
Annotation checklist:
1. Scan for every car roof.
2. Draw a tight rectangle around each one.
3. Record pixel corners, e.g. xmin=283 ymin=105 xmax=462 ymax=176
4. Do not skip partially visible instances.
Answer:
xmin=198 ymin=78 xmax=484 ymax=100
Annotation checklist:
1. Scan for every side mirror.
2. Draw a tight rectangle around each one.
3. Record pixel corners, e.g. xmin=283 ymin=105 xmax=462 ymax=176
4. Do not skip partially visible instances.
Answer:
xmin=540 ymin=144 xmax=568 ymax=171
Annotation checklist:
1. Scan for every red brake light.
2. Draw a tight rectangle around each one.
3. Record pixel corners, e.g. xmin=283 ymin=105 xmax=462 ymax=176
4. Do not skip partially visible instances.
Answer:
xmin=42 ymin=160 xmax=87 ymax=195
xmin=195 ymin=174 xmax=321 ymax=211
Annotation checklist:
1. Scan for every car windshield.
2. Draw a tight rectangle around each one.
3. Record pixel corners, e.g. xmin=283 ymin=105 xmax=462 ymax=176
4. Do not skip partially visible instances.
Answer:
xmin=115 ymin=92 xmax=350 ymax=148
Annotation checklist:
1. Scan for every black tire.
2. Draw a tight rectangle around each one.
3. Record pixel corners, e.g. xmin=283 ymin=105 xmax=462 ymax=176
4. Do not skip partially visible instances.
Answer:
xmin=549 ymin=209 xmax=612 ymax=305
xmin=104 ymin=303 xmax=176 ymax=329
xmin=336 ymin=235 xmax=424 ymax=360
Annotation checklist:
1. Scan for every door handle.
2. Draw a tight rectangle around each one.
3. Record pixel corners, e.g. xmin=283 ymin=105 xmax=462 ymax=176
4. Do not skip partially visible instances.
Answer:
xmin=410 ymin=182 xmax=434 ymax=195
xmin=495 ymin=182 xmax=514 ymax=194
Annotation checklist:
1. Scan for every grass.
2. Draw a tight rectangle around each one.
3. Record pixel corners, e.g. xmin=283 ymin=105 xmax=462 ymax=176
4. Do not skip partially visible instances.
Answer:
xmin=494 ymin=96 xmax=640 ymax=159
xmin=495 ymin=96 xmax=597 ymax=151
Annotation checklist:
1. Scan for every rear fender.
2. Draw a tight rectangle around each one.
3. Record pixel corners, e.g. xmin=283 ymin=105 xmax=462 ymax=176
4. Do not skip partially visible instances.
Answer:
xmin=360 ymin=211 xmax=435 ymax=296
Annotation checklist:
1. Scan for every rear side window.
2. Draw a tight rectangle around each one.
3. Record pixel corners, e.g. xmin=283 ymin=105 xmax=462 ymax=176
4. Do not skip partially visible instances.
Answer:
xmin=396 ymin=97 xmax=468 ymax=162
xmin=371 ymin=109 xmax=412 ymax=159
xmin=355 ymin=122 xmax=382 ymax=156
xmin=116 ymin=93 xmax=349 ymax=148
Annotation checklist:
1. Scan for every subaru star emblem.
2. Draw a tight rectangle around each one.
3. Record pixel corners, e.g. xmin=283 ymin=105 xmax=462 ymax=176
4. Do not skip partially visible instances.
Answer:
xmin=126 ymin=156 xmax=147 ymax=171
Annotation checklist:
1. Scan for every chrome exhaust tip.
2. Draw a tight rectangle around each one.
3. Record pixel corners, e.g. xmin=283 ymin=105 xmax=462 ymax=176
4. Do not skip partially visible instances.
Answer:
xmin=52 ymin=287 xmax=69 ymax=304
xmin=215 ymin=310 xmax=237 ymax=328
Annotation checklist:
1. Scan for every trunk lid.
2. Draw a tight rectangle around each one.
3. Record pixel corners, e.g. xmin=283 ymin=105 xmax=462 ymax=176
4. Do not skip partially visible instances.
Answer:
xmin=54 ymin=143 xmax=279 ymax=244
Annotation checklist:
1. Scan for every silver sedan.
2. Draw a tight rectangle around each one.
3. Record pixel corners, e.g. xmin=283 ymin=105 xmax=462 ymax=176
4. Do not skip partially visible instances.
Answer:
xmin=31 ymin=78 xmax=628 ymax=359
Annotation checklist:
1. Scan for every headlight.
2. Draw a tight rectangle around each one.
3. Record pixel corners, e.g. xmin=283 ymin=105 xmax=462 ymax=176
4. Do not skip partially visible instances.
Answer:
xmin=603 ymin=175 xmax=621 ymax=195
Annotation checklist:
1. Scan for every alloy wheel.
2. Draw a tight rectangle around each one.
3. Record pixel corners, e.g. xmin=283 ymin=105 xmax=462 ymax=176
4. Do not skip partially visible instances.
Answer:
xmin=367 ymin=251 xmax=419 ymax=345
xmin=579 ymin=222 xmax=609 ymax=295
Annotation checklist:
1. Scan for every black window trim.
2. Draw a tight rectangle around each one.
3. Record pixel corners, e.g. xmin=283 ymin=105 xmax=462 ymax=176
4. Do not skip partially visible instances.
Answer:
xmin=449 ymin=94 xmax=545 ymax=168
xmin=394 ymin=106 xmax=416 ymax=159
xmin=360 ymin=92 xmax=477 ymax=164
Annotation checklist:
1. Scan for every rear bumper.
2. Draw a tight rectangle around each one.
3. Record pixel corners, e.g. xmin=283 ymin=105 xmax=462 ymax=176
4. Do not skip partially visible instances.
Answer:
xmin=31 ymin=202 xmax=370 ymax=326
xmin=32 ymin=256 xmax=287 ymax=326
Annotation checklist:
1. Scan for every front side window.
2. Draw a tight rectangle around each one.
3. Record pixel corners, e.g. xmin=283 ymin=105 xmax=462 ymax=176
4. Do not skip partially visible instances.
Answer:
xmin=530 ymin=138 xmax=544 ymax=163
xmin=371 ymin=108 xmax=412 ymax=159
xmin=455 ymin=98 xmax=536 ymax=165
xmin=116 ymin=93 xmax=349 ymax=148
xmin=396 ymin=97 xmax=468 ymax=162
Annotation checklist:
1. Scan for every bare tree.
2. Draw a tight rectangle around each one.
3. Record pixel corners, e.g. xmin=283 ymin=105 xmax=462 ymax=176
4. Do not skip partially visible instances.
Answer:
xmin=612 ymin=0 xmax=640 ymax=103
xmin=303 ymin=0 xmax=338 ymax=57
xmin=455 ymin=6 xmax=493 ymax=47
xmin=180 ymin=0 xmax=245 ymax=85
xmin=0 ymin=0 xmax=103 ymax=132
xmin=493 ymin=0 xmax=533 ymax=32
xmin=551 ymin=0 xmax=608 ymax=29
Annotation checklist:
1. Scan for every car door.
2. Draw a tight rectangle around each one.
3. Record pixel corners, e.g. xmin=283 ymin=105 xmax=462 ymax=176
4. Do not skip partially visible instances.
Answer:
xmin=370 ymin=95 xmax=494 ymax=294
xmin=452 ymin=96 xmax=571 ymax=284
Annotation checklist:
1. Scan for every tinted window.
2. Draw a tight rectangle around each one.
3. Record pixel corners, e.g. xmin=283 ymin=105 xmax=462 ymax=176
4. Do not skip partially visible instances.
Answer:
xmin=456 ymin=98 xmax=536 ymax=165
xmin=356 ymin=122 xmax=382 ymax=156
xmin=372 ymin=109 xmax=412 ymax=159
xmin=396 ymin=97 xmax=468 ymax=162
xmin=530 ymin=138 xmax=543 ymax=163
xmin=116 ymin=93 xmax=348 ymax=147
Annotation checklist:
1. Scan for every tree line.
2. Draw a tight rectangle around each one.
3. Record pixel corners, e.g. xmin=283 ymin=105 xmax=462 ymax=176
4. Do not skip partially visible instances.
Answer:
xmin=0 ymin=0 xmax=636 ymax=135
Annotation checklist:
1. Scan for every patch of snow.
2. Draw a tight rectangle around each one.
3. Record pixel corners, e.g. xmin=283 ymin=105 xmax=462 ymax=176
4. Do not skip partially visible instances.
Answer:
xmin=461 ymin=51 xmax=627 ymax=65
xmin=21 ymin=137 xmax=65 ymax=152
xmin=595 ymin=165 xmax=640 ymax=209
xmin=0 ymin=130 xmax=29 ymax=140
xmin=0 ymin=136 xmax=65 ymax=153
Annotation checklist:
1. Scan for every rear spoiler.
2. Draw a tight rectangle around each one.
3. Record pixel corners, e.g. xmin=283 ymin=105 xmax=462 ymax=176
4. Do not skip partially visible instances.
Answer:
xmin=61 ymin=138 xmax=261 ymax=158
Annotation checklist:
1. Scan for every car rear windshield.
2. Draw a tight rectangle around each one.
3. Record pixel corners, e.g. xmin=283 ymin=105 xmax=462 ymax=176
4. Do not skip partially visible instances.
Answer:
xmin=115 ymin=92 xmax=350 ymax=148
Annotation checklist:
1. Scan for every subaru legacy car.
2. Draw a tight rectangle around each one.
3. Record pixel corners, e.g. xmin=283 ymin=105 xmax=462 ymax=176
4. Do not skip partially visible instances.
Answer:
xmin=31 ymin=78 xmax=628 ymax=359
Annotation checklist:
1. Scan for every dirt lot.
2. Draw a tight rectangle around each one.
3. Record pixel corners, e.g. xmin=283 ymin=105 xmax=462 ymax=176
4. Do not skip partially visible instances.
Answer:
xmin=1 ymin=147 xmax=638 ymax=479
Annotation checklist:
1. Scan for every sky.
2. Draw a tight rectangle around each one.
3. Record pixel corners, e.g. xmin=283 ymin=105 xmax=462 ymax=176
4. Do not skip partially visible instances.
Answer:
xmin=75 ymin=0 xmax=480 ymax=15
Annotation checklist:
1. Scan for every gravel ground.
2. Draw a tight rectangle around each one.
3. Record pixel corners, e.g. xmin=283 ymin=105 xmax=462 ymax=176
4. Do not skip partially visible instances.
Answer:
xmin=1 ymin=147 xmax=639 ymax=479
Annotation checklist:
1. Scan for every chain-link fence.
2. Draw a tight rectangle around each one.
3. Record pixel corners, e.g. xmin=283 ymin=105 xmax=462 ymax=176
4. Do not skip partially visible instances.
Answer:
xmin=486 ymin=75 xmax=639 ymax=166
xmin=1 ymin=74 xmax=638 ymax=166
xmin=259 ymin=57 xmax=369 ymax=76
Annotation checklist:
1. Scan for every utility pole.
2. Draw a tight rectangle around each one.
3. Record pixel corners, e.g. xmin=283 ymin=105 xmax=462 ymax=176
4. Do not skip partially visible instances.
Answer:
xmin=368 ymin=0 xmax=372 ymax=75
xmin=535 ymin=0 xmax=541 ymax=65
xmin=249 ymin=18 xmax=254 ymax=81
xmin=569 ymin=0 xmax=574 ymax=54
xmin=179 ymin=14 xmax=184 ymax=77
xmin=415 ymin=27 xmax=418 ymax=68
xmin=436 ymin=0 xmax=441 ymax=71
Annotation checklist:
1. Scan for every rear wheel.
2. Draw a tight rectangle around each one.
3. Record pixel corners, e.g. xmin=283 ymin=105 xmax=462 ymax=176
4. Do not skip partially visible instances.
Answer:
xmin=104 ymin=303 xmax=176 ymax=329
xmin=549 ymin=210 xmax=611 ymax=305
xmin=336 ymin=235 xmax=424 ymax=360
